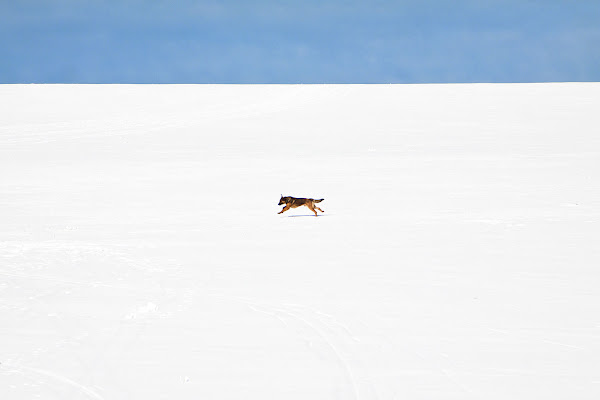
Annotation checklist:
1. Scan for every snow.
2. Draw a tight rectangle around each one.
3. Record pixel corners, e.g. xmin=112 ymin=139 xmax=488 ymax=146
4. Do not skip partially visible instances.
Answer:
xmin=1 ymin=83 xmax=600 ymax=399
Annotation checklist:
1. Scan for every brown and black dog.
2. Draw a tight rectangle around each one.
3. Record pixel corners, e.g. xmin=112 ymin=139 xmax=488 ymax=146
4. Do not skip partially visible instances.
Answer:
xmin=278 ymin=195 xmax=325 ymax=216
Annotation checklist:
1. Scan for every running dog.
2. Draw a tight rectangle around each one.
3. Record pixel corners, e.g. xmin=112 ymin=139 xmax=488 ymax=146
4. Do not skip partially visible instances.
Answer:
xmin=278 ymin=195 xmax=325 ymax=216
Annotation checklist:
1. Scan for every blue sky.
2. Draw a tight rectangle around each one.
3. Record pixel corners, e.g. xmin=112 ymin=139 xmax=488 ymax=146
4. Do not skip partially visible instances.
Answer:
xmin=1 ymin=0 xmax=599 ymax=83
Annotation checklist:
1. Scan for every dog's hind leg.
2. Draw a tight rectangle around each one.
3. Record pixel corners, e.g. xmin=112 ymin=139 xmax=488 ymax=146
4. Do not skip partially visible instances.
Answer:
xmin=278 ymin=204 xmax=291 ymax=214
xmin=315 ymin=206 xmax=324 ymax=213
xmin=307 ymin=204 xmax=318 ymax=216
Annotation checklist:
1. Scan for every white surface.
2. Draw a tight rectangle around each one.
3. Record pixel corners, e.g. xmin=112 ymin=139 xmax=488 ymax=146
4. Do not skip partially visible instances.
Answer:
xmin=1 ymin=83 xmax=599 ymax=399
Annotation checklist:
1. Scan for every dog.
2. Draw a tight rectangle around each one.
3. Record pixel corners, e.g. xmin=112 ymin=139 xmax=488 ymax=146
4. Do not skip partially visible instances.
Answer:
xmin=278 ymin=195 xmax=325 ymax=216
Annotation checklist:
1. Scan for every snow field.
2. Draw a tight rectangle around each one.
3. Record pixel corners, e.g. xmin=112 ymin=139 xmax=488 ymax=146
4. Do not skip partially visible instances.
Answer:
xmin=1 ymin=83 xmax=600 ymax=399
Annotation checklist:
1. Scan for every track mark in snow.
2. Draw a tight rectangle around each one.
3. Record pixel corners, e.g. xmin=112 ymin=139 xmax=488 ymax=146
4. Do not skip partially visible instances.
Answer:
xmin=440 ymin=368 xmax=475 ymax=395
xmin=313 ymin=309 xmax=361 ymax=342
xmin=246 ymin=304 xmax=290 ymax=328
xmin=0 ymin=270 xmax=155 ymax=294
xmin=209 ymin=293 xmax=383 ymax=399
xmin=542 ymin=339 xmax=584 ymax=350
xmin=2 ymin=363 xmax=105 ymax=400
xmin=243 ymin=300 xmax=373 ymax=400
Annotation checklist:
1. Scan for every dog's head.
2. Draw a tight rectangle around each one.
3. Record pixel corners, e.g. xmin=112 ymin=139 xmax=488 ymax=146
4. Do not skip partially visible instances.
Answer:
xmin=278 ymin=195 xmax=287 ymax=205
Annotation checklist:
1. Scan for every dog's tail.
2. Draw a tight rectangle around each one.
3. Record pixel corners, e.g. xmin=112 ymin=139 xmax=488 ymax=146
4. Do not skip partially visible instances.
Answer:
xmin=314 ymin=198 xmax=324 ymax=203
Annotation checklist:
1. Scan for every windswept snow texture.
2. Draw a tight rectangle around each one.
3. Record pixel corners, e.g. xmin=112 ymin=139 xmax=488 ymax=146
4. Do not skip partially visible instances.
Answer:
xmin=1 ymin=83 xmax=600 ymax=400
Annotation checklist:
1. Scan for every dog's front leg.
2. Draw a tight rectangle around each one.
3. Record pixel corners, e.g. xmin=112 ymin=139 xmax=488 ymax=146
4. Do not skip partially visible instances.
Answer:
xmin=278 ymin=204 xmax=291 ymax=214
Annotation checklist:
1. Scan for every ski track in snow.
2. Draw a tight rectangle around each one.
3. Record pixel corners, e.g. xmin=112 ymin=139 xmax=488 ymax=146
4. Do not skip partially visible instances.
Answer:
xmin=243 ymin=299 xmax=367 ymax=400
xmin=1 ymin=362 xmax=105 ymax=400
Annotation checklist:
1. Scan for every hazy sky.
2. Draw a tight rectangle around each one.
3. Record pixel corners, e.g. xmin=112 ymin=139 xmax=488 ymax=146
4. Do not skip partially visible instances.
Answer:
xmin=1 ymin=0 xmax=599 ymax=83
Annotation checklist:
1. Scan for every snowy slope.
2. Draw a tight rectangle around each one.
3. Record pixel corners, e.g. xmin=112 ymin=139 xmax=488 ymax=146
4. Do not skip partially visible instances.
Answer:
xmin=1 ymin=83 xmax=600 ymax=399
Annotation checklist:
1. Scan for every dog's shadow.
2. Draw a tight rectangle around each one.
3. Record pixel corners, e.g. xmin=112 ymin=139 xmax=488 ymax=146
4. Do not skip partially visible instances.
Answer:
xmin=287 ymin=214 xmax=331 ymax=218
